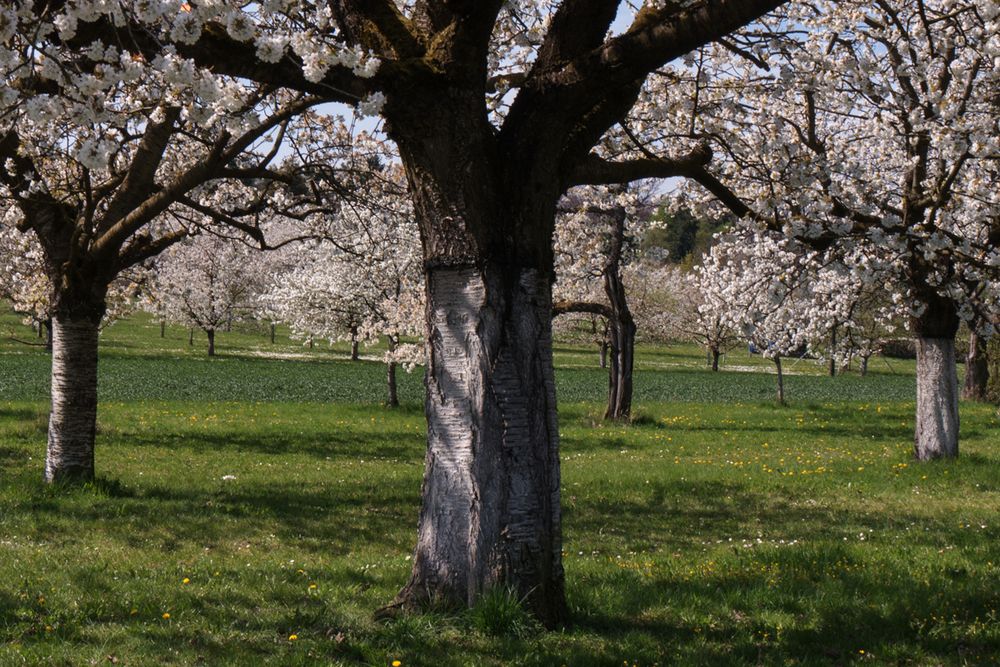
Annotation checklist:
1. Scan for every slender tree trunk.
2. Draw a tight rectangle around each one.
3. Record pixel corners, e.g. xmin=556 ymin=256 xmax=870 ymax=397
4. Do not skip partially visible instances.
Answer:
xmin=160 ymin=320 xmax=166 ymax=338
xmin=43 ymin=319 xmax=53 ymax=352
xmin=351 ymin=325 xmax=360 ymax=361
xmin=45 ymin=313 xmax=101 ymax=483
xmin=774 ymin=356 xmax=785 ymax=405
xmin=36 ymin=320 xmax=43 ymax=339
xmin=189 ymin=328 xmax=194 ymax=346
xmin=599 ymin=340 xmax=608 ymax=368
xmin=386 ymin=335 xmax=399 ymax=407
xmin=270 ymin=323 xmax=276 ymax=344
xmin=962 ymin=327 xmax=989 ymax=402
xmin=603 ymin=204 xmax=635 ymax=421
xmin=395 ymin=265 xmax=565 ymax=626
xmin=828 ymin=326 xmax=837 ymax=377
xmin=309 ymin=336 xmax=314 ymax=350
xmin=711 ymin=347 xmax=720 ymax=372
xmin=913 ymin=297 xmax=960 ymax=460
xmin=860 ymin=354 xmax=870 ymax=377
xmin=206 ymin=328 xmax=215 ymax=356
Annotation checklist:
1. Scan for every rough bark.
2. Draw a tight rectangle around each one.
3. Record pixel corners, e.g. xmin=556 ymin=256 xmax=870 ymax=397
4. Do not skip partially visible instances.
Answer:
xmin=711 ymin=347 xmax=720 ymax=372
xmin=44 ymin=314 xmax=101 ymax=483
xmin=774 ymin=356 xmax=785 ymax=405
xmin=396 ymin=266 xmax=565 ymax=627
xmin=270 ymin=322 xmax=276 ymax=344
xmin=962 ymin=328 xmax=989 ymax=402
xmin=915 ymin=337 xmax=959 ymax=459
xmin=860 ymin=354 xmax=869 ymax=377
xmin=160 ymin=320 xmax=166 ymax=338
xmin=912 ymin=296 xmax=961 ymax=460
xmin=206 ymin=328 xmax=216 ymax=356
xmin=43 ymin=319 xmax=53 ymax=352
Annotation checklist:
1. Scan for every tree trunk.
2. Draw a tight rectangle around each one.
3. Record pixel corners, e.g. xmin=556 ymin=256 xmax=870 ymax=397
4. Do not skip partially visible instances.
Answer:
xmin=860 ymin=354 xmax=869 ymax=377
xmin=603 ymin=204 xmax=635 ymax=421
xmin=189 ymin=328 xmax=194 ymax=346
xmin=711 ymin=347 xmax=720 ymax=372
xmin=599 ymin=340 xmax=608 ymax=368
xmin=43 ymin=319 xmax=53 ymax=352
xmin=45 ymin=314 xmax=101 ymax=483
xmin=828 ymin=326 xmax=837 ymax=377
xmin=915 ymin=337 xmax=959 ymax=459
xmin=270 ymin=323 xmax=276 ymax=344
xmin=206 ymin=328 xmax=215 ymax=356
xmin=160 ymin=320 xmax=166 ymax=338
xmin=395 ymin=265 xmax=565 ymax=627
xmin=962 ymin=327 xmax=989 ymax=402
xmin=774 ymin=356 xmax=785 ymax=405
xmin=387 ymin=336 xmax=399 ymax=407
xmin=912 ymin=297 xmax=960 ymax=460
xmin=351 ymin=326 xmax=360 ymax=361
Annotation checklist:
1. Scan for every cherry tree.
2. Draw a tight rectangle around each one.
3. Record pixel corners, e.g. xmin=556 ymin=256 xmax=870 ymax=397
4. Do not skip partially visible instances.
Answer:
xmin=0 ymin=8 xmax=367 ymax=482
xmin=267 ymin=167 xmax=424 ymax=407
xmin=696 ymin=231 xmax=819 ymax=403
xmin=147 ymin=234 xmax=265 ymax=356
xmin=36 ymin=0 xmax=788 ymax=622
xmin=640 ymin=0 xmax=1000 ymax=459
xmin=553 ymin=184 xmax=656 ymax=420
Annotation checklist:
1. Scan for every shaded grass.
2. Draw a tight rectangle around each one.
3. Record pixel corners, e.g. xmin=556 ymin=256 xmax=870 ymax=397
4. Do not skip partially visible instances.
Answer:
xmin=2 ymin=397 xmax=999 ymax=665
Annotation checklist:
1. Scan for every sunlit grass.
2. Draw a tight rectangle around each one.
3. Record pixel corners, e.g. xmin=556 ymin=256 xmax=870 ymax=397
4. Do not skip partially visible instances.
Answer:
xmin=2 ymin=308 xmax=996 ymax=665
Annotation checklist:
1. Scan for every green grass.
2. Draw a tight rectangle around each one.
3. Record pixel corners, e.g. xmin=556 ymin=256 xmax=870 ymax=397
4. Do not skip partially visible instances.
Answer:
xmin=2 ymin=310 xmax=998 ymax=666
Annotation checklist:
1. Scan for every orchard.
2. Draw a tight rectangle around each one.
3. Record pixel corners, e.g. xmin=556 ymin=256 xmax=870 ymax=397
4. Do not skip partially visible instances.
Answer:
xmin=1 ymin=1 xmax=999 ymax=664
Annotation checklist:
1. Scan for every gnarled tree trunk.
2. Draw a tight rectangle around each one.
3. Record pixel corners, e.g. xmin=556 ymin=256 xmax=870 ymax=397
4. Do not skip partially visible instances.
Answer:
xmin=396 ymin=265 xmax=564 ymax=625
xmin=962 ymin=326 xmax=989 ymax=402
xmin=45 ymin=308 xmax=103 ymax=483
xmin=913 ymin=297 xmax=960 ymax=460
xmin=603 ymin=206 xmax=635 ymax=421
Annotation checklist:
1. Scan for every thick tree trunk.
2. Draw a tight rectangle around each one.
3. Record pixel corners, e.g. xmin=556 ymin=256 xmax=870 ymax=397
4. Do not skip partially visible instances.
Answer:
xmin=206 ymin=328 xmax=216 ymax=356
xmin=395 ymin=265 xmax=565 ymax=627
xmin=45 ymin=314 xmax=101 ymax=483
xmin=711 ymin=347 xmax=720 ymax=372
xmin=912 ymin=295 xmax=960 ymax=460
xmin=774 ymin=356 xmax=785 ymax=405
xmin=915 ymin=337 xmax=959 ymax=460
xmin=962 ymin=328 xmax=989 ymax=402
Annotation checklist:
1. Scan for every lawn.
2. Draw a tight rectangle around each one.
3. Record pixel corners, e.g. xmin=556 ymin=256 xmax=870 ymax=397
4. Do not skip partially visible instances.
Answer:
xmin=1 ymin=312 xmax=998 ymax=665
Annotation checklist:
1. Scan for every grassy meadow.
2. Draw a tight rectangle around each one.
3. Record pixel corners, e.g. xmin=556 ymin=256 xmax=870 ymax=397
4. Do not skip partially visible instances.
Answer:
xmin=1 ymin=311 xmax=999 ymax=665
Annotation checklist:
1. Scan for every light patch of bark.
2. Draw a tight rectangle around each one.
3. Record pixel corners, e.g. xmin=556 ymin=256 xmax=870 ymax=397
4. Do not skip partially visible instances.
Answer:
xmin=44 ymin=316 xmax=100 ymax=483
xmin=398 ymin=265 xmax=565 ymax=626
xmin=915 ymin=337 xmax=959 ymax=460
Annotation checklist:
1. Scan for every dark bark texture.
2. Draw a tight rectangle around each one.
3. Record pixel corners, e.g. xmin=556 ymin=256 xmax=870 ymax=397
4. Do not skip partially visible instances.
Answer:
xmin=962 ymin=327 xmax=989 ymax=402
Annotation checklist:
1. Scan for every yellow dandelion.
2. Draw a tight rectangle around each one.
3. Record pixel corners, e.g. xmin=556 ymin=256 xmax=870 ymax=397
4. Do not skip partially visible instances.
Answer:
xmin=392 ymin=661 xmax=402 ymax=667
xmin=288 ymin=634 xmax=298 ymax=641
xmin=162 ymin=613 xmax=171 ymax=620
xmin=182 ymin=578 xmax=190 ymax=584
xmin=308 ymin=583 xmax=317 ymax=590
